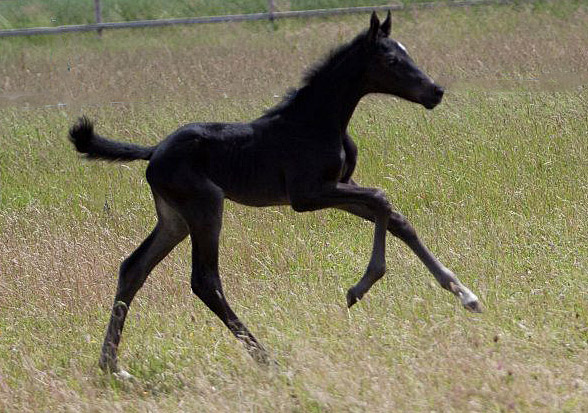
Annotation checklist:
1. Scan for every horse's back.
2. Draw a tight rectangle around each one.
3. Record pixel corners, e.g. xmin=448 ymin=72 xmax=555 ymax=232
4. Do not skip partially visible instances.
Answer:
xmin=146 ymin=121 xmax=290 ymax=206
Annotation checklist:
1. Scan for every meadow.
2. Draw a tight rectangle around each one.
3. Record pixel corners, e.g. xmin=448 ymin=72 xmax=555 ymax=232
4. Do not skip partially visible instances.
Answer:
xmin=1 ymin=0 xmax=452 ymax=29
xmin=0 ymin=1 xmax=587 ymax=411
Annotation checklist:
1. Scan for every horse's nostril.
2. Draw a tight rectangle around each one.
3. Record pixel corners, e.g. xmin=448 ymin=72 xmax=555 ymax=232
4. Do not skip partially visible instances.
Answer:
xmin=434 ymin=86 xmax=445 ymax=98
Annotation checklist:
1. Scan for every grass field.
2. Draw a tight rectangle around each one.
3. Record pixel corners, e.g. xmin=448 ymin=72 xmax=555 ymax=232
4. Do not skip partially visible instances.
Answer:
xmin=0 ymin=0 xmax=451 ymax=29
xmin=0 ymin=1 xmax=587 ymax=411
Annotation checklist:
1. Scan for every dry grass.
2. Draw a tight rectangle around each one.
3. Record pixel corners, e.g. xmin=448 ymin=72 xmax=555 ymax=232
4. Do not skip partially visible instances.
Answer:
xmin=0 ymin=2 xmax=587 ymax=412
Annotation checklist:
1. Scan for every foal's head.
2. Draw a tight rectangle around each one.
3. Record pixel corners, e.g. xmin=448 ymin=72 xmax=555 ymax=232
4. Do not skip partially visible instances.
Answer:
xmin=362 ymin=12 xmax=444 ymax=110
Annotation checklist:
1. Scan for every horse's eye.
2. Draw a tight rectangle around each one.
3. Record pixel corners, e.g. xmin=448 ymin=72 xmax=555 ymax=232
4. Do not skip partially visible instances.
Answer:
xmin=388 ymin=56 xmax=399 ymax=66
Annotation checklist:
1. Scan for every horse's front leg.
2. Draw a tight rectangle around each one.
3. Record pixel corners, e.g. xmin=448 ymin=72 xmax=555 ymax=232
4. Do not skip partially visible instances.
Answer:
xmin=290 ymin=182 xmax=390 ymax=307
xmin=338 ymin=200 xmax=482 ymax=312
xmin=346 ymin=211 xmax=389 ymax=307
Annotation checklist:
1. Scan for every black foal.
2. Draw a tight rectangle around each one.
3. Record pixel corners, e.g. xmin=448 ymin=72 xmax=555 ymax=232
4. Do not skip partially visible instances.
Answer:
xmin=70 ymin=11 xmax=481 ymax=375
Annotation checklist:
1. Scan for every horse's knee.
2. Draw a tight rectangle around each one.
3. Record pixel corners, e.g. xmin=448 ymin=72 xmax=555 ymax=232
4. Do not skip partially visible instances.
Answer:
xmin=190 ymin=271 xmax=221 ymax=301
xmin=190 ymin=275 xmax=203 ymax=297
xmin=373 ymin=189 xmax=392 ymax=216
xmin=389 ymin=212 xmax=417 ymax=240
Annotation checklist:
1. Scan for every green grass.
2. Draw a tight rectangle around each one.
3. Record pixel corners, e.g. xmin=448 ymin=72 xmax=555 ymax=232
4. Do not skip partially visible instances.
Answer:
xmin=0 ymin=0 xmax=469 ymax=29
xmin=0 ymin=1 xmax=587 ymax=411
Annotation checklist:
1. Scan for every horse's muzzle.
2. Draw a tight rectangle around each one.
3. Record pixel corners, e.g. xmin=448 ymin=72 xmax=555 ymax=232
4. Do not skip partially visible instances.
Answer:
xmin=423 ymin=85 xmax=444 ymax=110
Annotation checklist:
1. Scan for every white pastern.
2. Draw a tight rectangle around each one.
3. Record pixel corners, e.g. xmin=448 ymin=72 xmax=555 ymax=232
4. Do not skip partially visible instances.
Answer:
xmin=114 ymin=370 xmax=134 ymax=381
xmin=459 ymin=287 xmax=479 ymax=306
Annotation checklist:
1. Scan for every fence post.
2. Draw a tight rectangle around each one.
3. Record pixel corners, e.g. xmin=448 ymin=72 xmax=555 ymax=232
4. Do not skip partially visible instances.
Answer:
xmin=94 ymin=0 xmax=103 ymax=37
xmin=268 ymin=0 xmax=278 ymax=30
xmin=268 ymin=0 xmax=275 ymax=22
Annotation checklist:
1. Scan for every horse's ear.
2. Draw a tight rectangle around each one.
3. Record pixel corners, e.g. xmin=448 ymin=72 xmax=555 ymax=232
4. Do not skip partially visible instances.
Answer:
xmin=381 ymin=10 xmax=391 ymax=37
xmin=367 ymin=11 xmax=380 ymax=43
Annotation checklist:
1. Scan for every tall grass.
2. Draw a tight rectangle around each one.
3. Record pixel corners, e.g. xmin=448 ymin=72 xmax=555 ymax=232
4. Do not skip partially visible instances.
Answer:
xmin=0 ymin=1 xmax=586 ymax=411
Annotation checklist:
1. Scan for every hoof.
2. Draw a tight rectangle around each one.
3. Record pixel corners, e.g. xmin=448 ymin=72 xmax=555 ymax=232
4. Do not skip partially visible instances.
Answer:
xmin=256 ymin=352 xmax=281 ymax=370
xmin=99 ymin=355 xmax=118 ymax=374
xmin=346 ymin=288 xmax=359 ymax=308
xmin=464 ymin=300 xmax=483 ymax=313
xmin=251 ymin=348 xmax=272 ymax=366
xmin=113 ymin=369 xmax=135 ymax=381
xmin=454 ymin=284 xmax=482 ymax=313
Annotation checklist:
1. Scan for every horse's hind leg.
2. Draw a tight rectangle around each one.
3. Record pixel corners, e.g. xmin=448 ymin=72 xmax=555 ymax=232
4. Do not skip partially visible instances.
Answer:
xmin=99 ymin=195 xmax=188 ymax=374
xmin=176 ymin=182 xmax=268 ymax=363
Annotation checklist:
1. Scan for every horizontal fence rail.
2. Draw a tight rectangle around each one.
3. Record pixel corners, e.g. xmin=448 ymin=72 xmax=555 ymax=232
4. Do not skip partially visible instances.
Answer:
xmin=0 ymin=0 xmax=517 ymax=38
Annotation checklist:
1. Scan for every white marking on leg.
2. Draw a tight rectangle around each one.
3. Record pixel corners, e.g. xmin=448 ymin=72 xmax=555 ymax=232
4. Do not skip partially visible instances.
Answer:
xmin=114 ymin=369 xmax=134 ymax=381
xmin=458 ymin=286 xmax=479 ymax=307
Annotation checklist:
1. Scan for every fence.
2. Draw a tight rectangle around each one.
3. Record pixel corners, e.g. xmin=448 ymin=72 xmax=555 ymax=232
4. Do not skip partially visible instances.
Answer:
xmin=0 ymin=0 xmax=519 ymax=38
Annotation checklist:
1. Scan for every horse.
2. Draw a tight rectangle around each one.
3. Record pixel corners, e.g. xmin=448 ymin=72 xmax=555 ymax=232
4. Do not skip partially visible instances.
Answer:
xmin=69 ymin=11 xmax=481 ymax=375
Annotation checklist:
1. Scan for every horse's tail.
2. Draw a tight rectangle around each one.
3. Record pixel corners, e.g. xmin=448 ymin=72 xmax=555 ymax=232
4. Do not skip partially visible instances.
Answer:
xmin=69 ymin=116 xmax=157 ymax=162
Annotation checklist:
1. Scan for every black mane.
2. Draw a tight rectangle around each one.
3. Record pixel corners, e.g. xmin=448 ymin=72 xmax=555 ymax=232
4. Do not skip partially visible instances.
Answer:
xmin=263 ymin=30 xmax=369 ymax=118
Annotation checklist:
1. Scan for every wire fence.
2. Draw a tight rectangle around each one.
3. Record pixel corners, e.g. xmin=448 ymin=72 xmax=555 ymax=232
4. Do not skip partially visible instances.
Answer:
xmin=0 ymin=0 xmax=518 ymax=38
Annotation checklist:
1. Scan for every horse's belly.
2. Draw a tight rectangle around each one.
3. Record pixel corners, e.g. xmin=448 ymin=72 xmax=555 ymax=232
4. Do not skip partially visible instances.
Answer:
xmin=217 ymin=167 xmax=289 ymax=207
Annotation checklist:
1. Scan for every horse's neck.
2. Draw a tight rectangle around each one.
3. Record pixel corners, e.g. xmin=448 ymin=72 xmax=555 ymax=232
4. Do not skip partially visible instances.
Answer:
xmin=288 ymin=62 xmax=367 ymax=133
xmin=308 ymin=81 xmax=364 ymax=132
